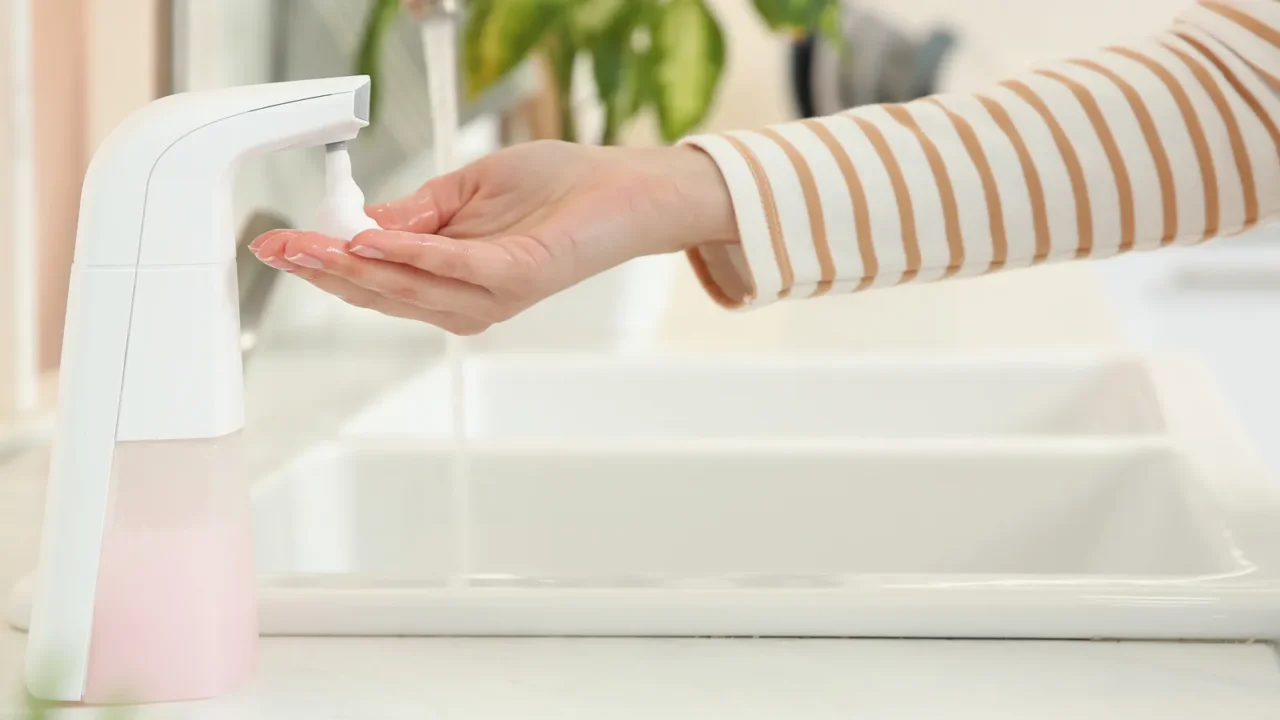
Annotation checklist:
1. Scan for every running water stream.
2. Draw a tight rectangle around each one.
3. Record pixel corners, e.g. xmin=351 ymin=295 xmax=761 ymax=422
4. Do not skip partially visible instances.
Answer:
xmin=420 ymin=13 xmax=469 ymax=583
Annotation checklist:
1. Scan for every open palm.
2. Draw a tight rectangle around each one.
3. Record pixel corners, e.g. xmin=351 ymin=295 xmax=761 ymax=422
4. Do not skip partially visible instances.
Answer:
xmin=250 ymin=140 xmax=734 ymax=335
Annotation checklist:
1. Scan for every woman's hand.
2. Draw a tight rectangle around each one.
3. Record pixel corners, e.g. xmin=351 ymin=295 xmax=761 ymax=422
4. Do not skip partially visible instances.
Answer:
xmin=250 ymin=140 xmax=737 ymax=335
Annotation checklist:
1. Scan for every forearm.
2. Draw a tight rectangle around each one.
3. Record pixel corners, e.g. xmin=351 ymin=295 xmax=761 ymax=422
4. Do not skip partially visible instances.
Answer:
xmin=679 ymin=0 xmax=1280 ymax=308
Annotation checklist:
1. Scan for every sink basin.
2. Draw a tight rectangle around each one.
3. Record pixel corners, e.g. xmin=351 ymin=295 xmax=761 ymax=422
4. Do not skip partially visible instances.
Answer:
xmin=10 ymin=353 xmax=1280 ymax=640
xmin=243 ymin=353 xmax=1279 ymax=640
xmin=257 ymin=443 xmax=1226 ymax=582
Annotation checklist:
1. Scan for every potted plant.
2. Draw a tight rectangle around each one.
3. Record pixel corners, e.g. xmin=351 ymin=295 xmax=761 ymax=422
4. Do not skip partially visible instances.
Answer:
xmin=357 ymin=0 xmax=841 ymax=145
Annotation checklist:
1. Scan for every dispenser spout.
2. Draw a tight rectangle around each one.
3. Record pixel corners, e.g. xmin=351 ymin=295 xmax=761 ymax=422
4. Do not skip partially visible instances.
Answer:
xmin=76 ymin=75 xmax=371 ymax=268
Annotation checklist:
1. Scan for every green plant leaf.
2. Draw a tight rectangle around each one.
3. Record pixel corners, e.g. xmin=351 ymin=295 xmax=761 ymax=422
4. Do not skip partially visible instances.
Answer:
xmin=465 ymin=0 xmax=569 ymax=98
xmin=803 ymin=0 xmax=839 ymax=34
xmin=353 ymin=0 xmax=403 ymax=124
xmin=817 ymin=1 xmax=844 ymax=47
xmin=591 ymin=5 xmax=649 ymax=144
xmin=569 ymin=0 xmax=629 ymax=46
xmin=652 ymin=0 xmax=725 ymax=142
xmin=751 ymin=0 xmax=836 ymax=31
xmin=750 ymin=0 xmax=791 ymax=29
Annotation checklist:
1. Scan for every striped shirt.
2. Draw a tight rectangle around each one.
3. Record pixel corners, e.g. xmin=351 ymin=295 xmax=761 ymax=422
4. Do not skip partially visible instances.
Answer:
xmin=682 ymin=0 xmax=1280 ymax=308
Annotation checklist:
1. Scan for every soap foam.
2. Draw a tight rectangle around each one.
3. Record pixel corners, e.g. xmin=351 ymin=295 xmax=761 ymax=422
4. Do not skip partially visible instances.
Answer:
xmin=316 ymin=142 xmax=380 ymax=241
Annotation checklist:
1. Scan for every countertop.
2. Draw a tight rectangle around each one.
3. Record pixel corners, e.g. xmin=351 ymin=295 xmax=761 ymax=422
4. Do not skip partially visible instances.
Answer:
xmin=5 ymin=277 xmax=1280 ymax=718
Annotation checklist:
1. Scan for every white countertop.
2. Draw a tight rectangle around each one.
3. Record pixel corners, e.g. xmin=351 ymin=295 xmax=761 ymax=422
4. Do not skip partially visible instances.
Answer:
xmin=8 ymin=638 xmax=1279 ymax=719
xmin=5 ymin=278 xmax=1280 ymax=718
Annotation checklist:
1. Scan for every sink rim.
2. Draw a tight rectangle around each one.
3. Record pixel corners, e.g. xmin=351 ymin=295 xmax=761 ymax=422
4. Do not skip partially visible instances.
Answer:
xmin=341 ymin=349 xmax=1173 ymax=441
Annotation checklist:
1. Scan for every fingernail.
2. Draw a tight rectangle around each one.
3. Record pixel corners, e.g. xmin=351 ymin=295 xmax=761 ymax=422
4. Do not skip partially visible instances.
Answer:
xmin=259 ymin=256 xmax=297 ymax=271
xmin=250 ymin=230 xmax=295 ymax=252
xmin=349 ymin=245 xmax=385 ymax=260
xmin=285 ymin=252 xmax=324 ymax=269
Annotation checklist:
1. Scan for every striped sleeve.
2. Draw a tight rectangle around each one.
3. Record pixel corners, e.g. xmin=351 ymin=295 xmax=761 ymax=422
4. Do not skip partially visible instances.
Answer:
xmin=680 ymin=0 xmax=1280 ymax=309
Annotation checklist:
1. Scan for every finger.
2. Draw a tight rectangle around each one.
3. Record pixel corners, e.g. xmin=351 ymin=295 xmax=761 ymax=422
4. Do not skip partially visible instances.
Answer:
xmin=365 ymin=168 xmax=470 ymax=234
xmin=250 ymin=229 xmax=304 ymax=270
xmin=347 ymin=229 xmax=535 ymax=291
xmin=249 ymin=228 xmax=289 ymax=252
xmin=293 ymin=268 xmax=491 ymax=336
xmin=278 ymin=232 xmax=504 ymax=321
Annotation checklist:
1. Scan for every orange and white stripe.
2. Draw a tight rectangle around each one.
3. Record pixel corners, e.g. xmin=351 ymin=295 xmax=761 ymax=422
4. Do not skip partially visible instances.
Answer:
xmin=682 ymin=0 xmax=1280 ymax=309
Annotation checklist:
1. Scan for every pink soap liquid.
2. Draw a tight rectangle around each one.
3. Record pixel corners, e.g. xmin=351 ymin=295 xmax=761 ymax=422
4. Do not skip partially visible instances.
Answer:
xmin=82 ymin=436 xmax=257 ymax=704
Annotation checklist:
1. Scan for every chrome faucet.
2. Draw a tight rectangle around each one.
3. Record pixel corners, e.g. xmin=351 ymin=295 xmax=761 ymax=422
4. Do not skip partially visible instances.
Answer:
xmin=403 ymin=0 xmax=461 ymax=19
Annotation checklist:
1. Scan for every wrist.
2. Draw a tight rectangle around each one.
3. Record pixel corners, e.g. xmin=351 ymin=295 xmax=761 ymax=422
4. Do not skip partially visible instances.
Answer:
xmin=663 ymin=145 xmax=740 ymax=252
xmin=613 ymin=145 xmax=738 ymax=256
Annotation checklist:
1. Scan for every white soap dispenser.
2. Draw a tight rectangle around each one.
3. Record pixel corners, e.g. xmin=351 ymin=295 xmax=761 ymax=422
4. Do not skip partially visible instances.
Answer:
xmin=24 ymin=76 xmax=374 ymax=704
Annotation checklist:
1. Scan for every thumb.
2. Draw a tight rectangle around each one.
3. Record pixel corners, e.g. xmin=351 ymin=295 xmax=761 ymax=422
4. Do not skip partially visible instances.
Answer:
xmin=365 ymin=166 xmax=469 ymax=234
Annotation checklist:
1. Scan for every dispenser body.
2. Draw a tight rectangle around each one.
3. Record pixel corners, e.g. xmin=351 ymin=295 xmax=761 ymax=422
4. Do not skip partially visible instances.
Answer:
xmin=26 ymin=254 xmax=250 ymax=704
xmin=25 ymin=76 xmax=372 ymax=703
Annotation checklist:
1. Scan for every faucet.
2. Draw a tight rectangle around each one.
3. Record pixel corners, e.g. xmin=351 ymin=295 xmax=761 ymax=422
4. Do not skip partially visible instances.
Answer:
xmin=403 ymin=0 xmax=462 ymax=19
xmin=25 ymin=76 xmax=373 ymax=704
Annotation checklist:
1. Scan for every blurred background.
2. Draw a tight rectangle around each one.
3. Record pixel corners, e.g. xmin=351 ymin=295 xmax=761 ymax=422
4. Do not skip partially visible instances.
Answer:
xmin=0 ymin=0 xmax=1275 ymax=469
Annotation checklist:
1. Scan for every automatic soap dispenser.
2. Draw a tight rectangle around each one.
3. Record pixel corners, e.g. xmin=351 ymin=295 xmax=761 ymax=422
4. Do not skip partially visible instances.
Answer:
xmin=25 ymin=76 xmax=374 ymax=704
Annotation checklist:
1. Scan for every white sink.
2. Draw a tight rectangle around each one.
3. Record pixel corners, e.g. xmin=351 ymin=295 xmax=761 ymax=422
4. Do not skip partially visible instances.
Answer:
xmin=241 ymin=353 xmax=1280 ymax=640
xmin=10 ymin=353 xmax=1278 ymax=639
